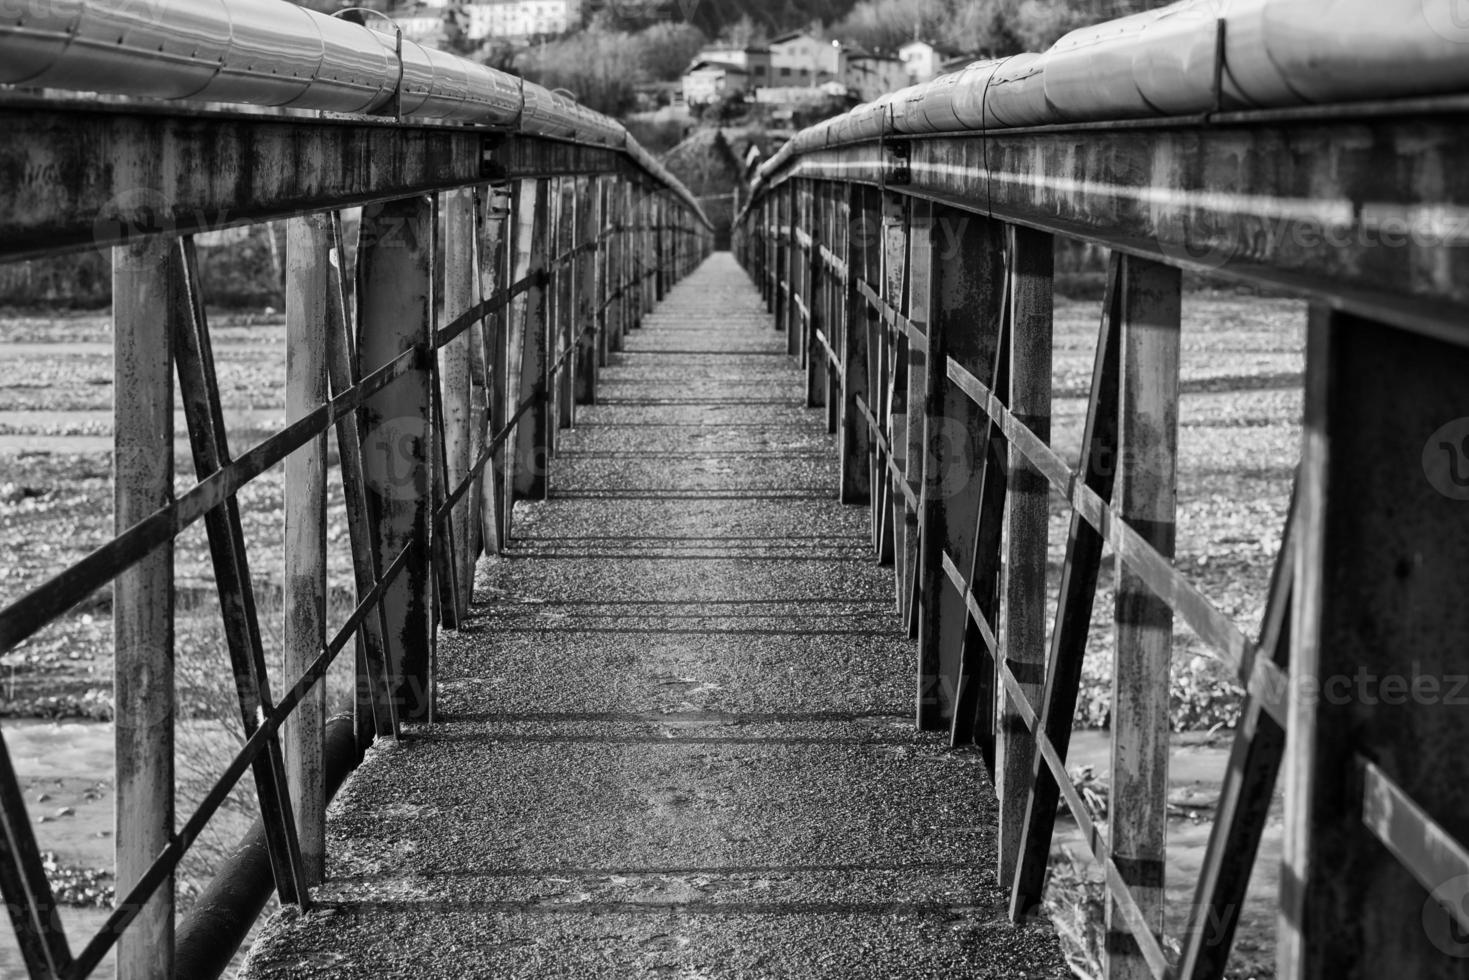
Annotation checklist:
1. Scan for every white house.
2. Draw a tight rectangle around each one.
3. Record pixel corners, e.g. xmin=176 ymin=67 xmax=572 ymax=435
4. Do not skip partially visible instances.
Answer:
xmin=767 ymin=31 xmax=842 ymax=87
xmin=843 ymin=52 xmax=906 ymax=101
xmin=682 ymin=61 xmax=751 ymax=106
xmin=465 ymin=0 xmax=583 ymax=40
xmin=898 ymin=40 xmax=953 ymax=83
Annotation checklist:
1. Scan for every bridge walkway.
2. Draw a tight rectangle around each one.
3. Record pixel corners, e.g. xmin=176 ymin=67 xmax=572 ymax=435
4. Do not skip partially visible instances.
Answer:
xmin=241 ymin=253 xmax=1067 ymax=979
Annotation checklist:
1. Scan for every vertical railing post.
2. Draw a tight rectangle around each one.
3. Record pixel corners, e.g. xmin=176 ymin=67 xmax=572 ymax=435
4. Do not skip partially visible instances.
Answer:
xmin=441 ymin=188 xmax=476 ymax=618
xmin=113 ymin=235 xmax=176 ymax=980
xmin=899 ymin=198 xmax=927 ymax=635
xmin=596 ymin=180 xmax=613 ymax=366
xmin=879 ymin=191 xmax=907 ymax=570
xmin=840 ymin=184 xmax=874 ymax=505
xmin=554 ymin=179 xmax=576 ymax=434
xmin=642 ymin=188 xmax=655 ymax=317
xmin=997 ymin=224 xmax=1054 ymax=883
xmin=788 ymin=183 xmax=803 ymax=358
xmin=357 ymin=195 xmax=435 ymax=722
xmin=774 ymin=186 xmax=788 ymax=332
xmin=475 ymin=184 xmax=511 ymax=557
xmin=806 ymin=183 xmax=826 ymax=410
xmin=1107 ymin=255 xmax=1181 ymax=980
xmin=655 ymin=195 xmax=666 ymax=301
xmin=283 ymin=213 xmax=330 ymax=886
xmin=917 ymin=209 xmax=1006 ymax=737
xmin=824 ymin=185 xmax=840 ymax=435
xmin=1281 ymin=307 xmax=1469 ymax=980
xmin=575 ymin=176 xmax=600 ymax=405
xmin=509 ymin=179 xmax=551 ymax=506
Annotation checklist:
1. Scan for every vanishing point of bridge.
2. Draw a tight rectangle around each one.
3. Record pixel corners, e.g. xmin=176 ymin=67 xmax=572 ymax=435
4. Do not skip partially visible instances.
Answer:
xmin=241 ymin=253 xmax=1068 ymax=978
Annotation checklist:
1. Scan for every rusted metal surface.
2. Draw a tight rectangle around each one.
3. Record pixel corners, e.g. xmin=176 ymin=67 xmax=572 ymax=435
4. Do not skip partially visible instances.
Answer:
xmin=509 ymin=179 xmax=552 ymax=506
xmin=1107 ymin=257 xmax=1180 ymax=980
xmin=357 ymin=196 xmax=436 ymax=723
xmin=112 ymin=234 xmax=177 ymax=980
xmin=172 ymin=239 xmax=308 ymax=911
xmin=441 ymin=189 xmax=477 ymax=621
xmin=763 ymin=108 xmax=1469 ymax=339
xmin=996 ymin=224 xmax=1053 ymax=886
xmin=1283 ymin=307 xmax=1469 ymax=980
xmin=283 ymin=213 xmax=332 ymax=886
xmin=0 ymin=106 xmax=701 ymax=264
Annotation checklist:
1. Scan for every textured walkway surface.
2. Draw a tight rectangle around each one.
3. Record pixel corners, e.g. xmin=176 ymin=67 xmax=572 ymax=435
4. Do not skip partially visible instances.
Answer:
xmin=243 ymin=254 xmax=1067 ymax=979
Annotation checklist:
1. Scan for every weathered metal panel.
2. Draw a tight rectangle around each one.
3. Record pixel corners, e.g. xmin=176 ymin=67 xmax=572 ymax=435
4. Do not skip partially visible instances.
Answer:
xmin=775 ymin=111 xmax=1469 ymax=337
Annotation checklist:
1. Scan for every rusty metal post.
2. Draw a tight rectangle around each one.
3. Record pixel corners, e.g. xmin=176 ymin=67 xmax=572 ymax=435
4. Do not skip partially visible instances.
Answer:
xmin=1107 ymin=255 xmax=1181 ymax=980
xmin=477 ymin=185 xmax=511 ymax=555
xmin=608 ymin=180 xmax=625 ymax=354
xmin=510 ymin=178 xmax=551 ymax=505
xmin=113 ymin=234 xmax=176 ymax=980
xmin=554 ymin=179 xmax=576 ymax=431
xmin=899 ymin=197 xmax=927 ymax=633
xmin=918 ymin=209 xmax=1007 ymax=737
xmin=879 ymin=191 xmax=907 ymax=571
xmin=840 ymin=184 xmax=874 ymax=505
xmin=773 ymin=186 xmax=788 ymax=332
xmin=787 ymin=183 xmax=802 ymax=357
xmin=283 ymin=213 xmax=330 ymax=885
xmin=998 ymin=224 xmax=1054 ymax=884
xmin=357 ymin=195 xmax=435 ymax=722
xmin=575 ymin=176 xmax=599 ymax=405
xmin=596 ymin=180 xmax=612 ymax=367
xmin=441 ymin=188 xmax=476 ymax=618
xmin=1281 ymin=307 xmax=1469 ymax=980
xmin=805 ymin=183 xmax=826 ymax=410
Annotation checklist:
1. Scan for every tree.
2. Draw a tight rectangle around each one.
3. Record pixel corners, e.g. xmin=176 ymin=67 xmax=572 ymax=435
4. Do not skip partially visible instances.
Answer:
xmin=633 ymin=22 xmax=708 ymax=80
xmin=517 ymin=29 xmax=645 ymax=116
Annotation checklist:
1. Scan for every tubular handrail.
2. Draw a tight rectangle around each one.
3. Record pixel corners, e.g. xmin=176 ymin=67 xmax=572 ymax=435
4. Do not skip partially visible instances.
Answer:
xmin=0 ymin=0 xmax=709 ymax=225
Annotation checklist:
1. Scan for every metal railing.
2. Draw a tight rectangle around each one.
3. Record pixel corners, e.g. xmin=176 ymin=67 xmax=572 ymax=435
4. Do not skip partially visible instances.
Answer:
xmin=0 ymin=3 xmax=712 ymax=976
xmin=734 ymin=80 xmax=1469 ymax=980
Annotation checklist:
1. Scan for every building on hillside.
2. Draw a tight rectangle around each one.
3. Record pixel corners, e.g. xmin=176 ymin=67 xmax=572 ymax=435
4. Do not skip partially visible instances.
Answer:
xmin=388 ymin=4 xmax=448 ymax=44
xmin=682 ymin=60 xmax=751 ymax=106
xmin=898 ymin=39 xmax=962 ymax=83
xmin=766 ymin=31 xmax=846 ymax=87
xmin=691 ymin=45 xmax=772 ymax=86
xmin=464 ymin=0 xmax=583 ymax=40
xmin=843 ymin=52 xmax=906 ymax=101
